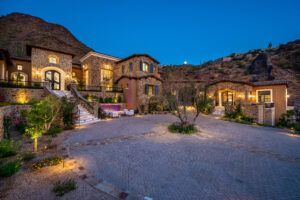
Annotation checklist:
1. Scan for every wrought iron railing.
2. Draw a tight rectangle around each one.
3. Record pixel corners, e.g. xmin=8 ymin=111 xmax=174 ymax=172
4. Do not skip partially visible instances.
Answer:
xmin=0 ymin=79 xmax=46 ymax=89
xmin=77 ymin=85 xmax=123 ymax=93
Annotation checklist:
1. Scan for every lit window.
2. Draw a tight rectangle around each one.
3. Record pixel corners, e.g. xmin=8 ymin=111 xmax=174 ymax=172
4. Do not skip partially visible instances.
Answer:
xmin=72 ymin=72 xmax=76 ymax=77
xmin=17 ymin=65 xmax=23 ymax=71
xmin=257 ymin=90 xmax=272 ymax=103
xmin=49 ymin=56 xmax=58 ymax=64
xmin=142 ymin=63 xmax=149 ymax=72
xmin=145 ymin=84 xmax=155 ymax=96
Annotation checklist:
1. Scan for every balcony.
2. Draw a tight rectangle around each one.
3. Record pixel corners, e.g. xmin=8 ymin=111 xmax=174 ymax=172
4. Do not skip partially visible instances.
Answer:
xmin=0 ymin=79 xmax=46 ymax=89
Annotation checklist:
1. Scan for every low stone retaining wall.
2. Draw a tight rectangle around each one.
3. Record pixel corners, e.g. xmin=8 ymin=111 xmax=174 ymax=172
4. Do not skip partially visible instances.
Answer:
xmin=0 ymin=87 xmax=46 ymax=103
xmin=0 ymin=105 xmax=30 ymax=140
xmin=79 ymin=91 xmax=123 ymax=100
xmin=243 ymin=103 xmax=275 ymax=125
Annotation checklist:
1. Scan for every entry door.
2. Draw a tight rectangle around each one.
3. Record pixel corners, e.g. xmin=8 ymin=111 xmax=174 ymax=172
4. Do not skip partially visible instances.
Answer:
xmin=222 ymin=91 xmax=234 ymax=106
xmin=45 ymin=70 xmax=61 ymax=90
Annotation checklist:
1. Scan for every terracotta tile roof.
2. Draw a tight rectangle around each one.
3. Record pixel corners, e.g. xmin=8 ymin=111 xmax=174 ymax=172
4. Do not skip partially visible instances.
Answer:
xmin=117 ymin=54 xmax=160 ymax=64
xmin=114 ymin=74 xmax=162 ymax=84
xmin=251 ymin=80 xmax=288 ymax=86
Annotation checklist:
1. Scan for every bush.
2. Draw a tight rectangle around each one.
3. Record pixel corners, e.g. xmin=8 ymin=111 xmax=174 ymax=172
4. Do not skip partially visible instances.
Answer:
xmin=22 ymin=152 xmax=36 ymax=161
xmin=277 ymin=110 xmax=300 ymax=133
xmin=52 ymin=179 xmax=77 ymax=196
xmin=46 ymin=125 xmax=63 ymax=136
xmin=117 ymin=96 xmax=122 ymax=103
xmin=0 ymin=160 xmax=22 ymax=177
xmin=168 ymin=122 xmax=198 ymax=134
xmin=224 ymin=103 xmax=254 ymax=124
xmin=3 ymin=116 xmax=12 ymax=139
xmin=61 ymin=97 xmax=75 ymax=129
xmin=104 ymin=97 xmax=113 ymax=103
xmin=197 ymin=98 xmax=214 ymax=115
xmin=31 ymin=156 xmax=63 ymax=171
xmin=98 ymin=97 xmax=104 ymax=103
xmin=148 ymin=96 xmax=164 ymax=113
xmin=16 ymin=122 xmax=27 ymax=134
xmin=0 ymin=140 xmax=19 ymax=158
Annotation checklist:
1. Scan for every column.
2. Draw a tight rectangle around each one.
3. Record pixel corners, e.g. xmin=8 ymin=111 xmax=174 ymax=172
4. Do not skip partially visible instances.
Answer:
xmin=218 ymin=91 xmax=222 ymax=107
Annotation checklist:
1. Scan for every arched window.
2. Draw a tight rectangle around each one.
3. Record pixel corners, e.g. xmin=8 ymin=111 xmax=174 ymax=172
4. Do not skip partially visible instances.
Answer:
xmin=11 ymin=72 xmax=27 ymax=85
xmin=48 ymin=55 xmax=59 ymax=64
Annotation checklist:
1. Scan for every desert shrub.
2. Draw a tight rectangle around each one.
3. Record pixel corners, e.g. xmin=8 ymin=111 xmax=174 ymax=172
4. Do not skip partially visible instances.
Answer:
xmin=277 ymin=110 xmax=300 ymax=133
xmin=278 ymin=58 xmax=292 ymax=69
xmin=168 ymin=122 xmax=197 ymax=134
xmin=46 ymin=125 xmax=63 ymax=137
xmin=197 ymin=98 xmax=214 ymax=115
xmin=148 ymin=96 xmax=164 ymax=113
xmin=22 ymin=152 xmax=36 ymax=161
xmin=31 ymin=156 xmax=63 ymax=171
xmin=224 ymin=103 xmax=254 ymax=124
xmin=52 ymin=179 xmax=77 ymax=196
xmin=61 ymin=97 xmax=75 ymax=129
xmin=0 ymin=140 xmax=19 ymax=158
xmin=0 ymin=160 xmax=22 ymax=177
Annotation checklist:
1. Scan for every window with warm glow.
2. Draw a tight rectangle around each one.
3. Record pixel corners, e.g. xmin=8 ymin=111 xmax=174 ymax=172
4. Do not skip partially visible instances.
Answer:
xmin=142 ymin=62 xmax=149 ymax=72
xmin=17 ymin=65 xmax=23 ymax=71
xmin=257 ymin=90 xmax=272 ymax=103
xmin=49 ymin=56 xmax=58 ymax=64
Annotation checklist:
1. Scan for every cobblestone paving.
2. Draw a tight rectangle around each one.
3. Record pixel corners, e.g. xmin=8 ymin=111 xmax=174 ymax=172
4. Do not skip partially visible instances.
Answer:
xmin=64 ymin=114 xmax=300 ymax=200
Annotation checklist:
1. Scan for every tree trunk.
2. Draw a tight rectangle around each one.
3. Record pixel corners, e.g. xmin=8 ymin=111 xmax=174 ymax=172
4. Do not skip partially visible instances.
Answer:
xmin=34 ymin=137 xmax=38 ymax=153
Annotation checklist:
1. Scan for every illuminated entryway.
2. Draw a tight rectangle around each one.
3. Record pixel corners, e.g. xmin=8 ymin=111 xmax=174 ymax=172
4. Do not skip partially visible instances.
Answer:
xmin=45 ymin=70 xmax=61 ymax=90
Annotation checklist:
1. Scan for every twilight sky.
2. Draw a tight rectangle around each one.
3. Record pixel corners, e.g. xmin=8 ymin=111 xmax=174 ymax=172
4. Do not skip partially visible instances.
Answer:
xmin=1 ymin=0 xmax=300 ymax=65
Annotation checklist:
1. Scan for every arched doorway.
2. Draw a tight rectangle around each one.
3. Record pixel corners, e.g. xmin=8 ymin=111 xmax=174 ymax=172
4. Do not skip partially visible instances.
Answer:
xmin=45 ymin=70 xmax=61 ymax=90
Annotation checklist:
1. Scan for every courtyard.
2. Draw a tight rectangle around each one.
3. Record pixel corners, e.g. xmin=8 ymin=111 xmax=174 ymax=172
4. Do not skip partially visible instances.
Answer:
xmin=63 ymin=114 xmax=300 ymax=200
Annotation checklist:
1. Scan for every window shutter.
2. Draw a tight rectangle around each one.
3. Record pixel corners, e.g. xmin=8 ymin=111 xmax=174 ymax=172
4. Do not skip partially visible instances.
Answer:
xmin=155 ymin=85 xmax=159 ymax=95
xmin=145 ymin=84 xmax=149 ymax=95
xmin=150 ymin=64 xmax=154 ymax=73
xmin=129 ymin=63 xmax=133 ymax=72
xmin=140 ymin=61 xmax=143 ymax=71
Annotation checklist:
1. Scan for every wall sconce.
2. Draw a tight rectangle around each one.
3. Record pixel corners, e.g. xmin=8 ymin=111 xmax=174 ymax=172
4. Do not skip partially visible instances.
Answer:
xmin=287 ymin=94 xmax=290 ymax=98
xmin=66 ymin=74 xmax=70 ymax=79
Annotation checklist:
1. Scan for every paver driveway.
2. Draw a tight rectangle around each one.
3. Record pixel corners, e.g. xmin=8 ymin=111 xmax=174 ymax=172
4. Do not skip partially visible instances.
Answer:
xmin=64 ymin=114 xmax=300 ymax=200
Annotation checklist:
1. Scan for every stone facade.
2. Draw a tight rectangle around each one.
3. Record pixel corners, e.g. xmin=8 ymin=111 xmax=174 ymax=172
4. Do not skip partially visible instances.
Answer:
xmin=0 ymin=87 xmax=46 ymax=103
xmin=82 ymin=56 xmax=116 ymax=87
xmin=0 ymin=105 xmax=30 ymax=140
xmin=31 ymin=47 xmax=73 ymax=90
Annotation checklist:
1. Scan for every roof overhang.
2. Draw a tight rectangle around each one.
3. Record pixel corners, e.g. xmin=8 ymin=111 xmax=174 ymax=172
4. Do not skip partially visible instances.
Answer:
xmin=80 ymin=51 xmax=120 ymax=63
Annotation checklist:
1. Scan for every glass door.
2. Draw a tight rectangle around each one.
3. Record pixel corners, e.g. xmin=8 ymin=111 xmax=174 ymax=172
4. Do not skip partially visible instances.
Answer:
xmin=45 ymin=70 xmax=61 ymax=90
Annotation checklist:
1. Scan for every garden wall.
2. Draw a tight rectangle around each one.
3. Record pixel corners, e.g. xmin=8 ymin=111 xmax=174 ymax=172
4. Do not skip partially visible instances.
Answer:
xmin=0 ymin=87 xmax=46 ymax=103
xmin=0 ymin=105 xmax=30 ymax=140
xmin=79 ymin=91 xmax=123 ymax=100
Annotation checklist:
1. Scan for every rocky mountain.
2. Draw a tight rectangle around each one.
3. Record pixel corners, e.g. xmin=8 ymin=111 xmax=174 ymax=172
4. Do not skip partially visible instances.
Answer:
xmin=0 ymin=13 xmax=92 ymax=63
xmin=160 ymin=41 xmax=300 ymax=105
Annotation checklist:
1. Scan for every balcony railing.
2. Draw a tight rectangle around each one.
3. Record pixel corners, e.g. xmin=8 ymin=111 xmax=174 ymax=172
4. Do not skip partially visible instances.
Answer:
xmin=0 ymin=79 xmax=46 ymax=89
xmin=77 ymin=85 xmax=123 ymax=93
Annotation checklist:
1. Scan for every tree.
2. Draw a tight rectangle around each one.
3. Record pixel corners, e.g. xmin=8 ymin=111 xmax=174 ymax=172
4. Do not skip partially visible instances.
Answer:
xmin=25 ymin=95 xmax=62 ymax=152
xmin=164 ymin=83 xmax=205 ymax=128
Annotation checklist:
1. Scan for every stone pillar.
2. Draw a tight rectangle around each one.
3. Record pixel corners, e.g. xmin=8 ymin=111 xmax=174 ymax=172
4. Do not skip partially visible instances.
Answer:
xmin=218 ymin=91 xmax=222 ymax=107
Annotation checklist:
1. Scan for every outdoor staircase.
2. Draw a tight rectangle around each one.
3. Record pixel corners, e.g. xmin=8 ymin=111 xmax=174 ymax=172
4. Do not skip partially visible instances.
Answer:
xmin=75 ymin=105 xmax=100 ymax=126
xmin=51 ymin=90 xmax=100 ymax=126
xmin=212 ymin=106 xmax=225 ymax=116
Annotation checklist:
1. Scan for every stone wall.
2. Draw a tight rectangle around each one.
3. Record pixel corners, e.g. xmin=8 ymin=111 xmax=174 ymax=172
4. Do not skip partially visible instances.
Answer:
xmin=31 ymin=47 xmax=73 ymax=90
xmin=79 ymin=91 xmax=124 ymax=100
xmin=0 ymin=105 xmax=30 ymax=140
xmin=137 ymin=77 xmax=162 ymax=112
xmin=242 ymin=103 xmax=275 ymax=125
xmin=0 ymin=87 xmax=46 ymax=103
xmin=114 ymin=55 xmax=160 ymax=81
xmin=82 ymin=56 xmax=116 ymax=87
